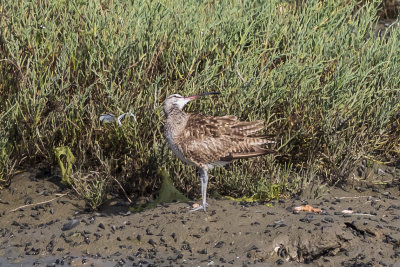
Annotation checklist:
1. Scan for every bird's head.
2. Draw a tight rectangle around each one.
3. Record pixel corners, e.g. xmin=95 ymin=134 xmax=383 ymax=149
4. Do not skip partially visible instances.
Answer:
xmin=162 ymin=92 xmax=220 ymax=117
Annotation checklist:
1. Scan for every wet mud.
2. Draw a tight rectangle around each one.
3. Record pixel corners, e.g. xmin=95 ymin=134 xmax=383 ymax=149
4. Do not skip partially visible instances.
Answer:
xmin=0 ymin=168 xmax=399 ymax=266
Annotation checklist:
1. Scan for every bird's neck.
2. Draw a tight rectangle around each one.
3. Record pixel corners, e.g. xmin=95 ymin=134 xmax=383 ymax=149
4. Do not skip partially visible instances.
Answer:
xmin=165 ymin=108 xmax=188 ymax=139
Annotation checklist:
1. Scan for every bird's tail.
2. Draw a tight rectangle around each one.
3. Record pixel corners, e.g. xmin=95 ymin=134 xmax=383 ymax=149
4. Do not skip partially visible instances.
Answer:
xmin=220 ymin=146 xmax=275 ymax=161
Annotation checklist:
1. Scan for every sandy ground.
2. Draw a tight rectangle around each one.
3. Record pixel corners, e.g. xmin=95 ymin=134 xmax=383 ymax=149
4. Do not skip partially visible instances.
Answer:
xmin=0 ymin=167 xmax=399 ymax=267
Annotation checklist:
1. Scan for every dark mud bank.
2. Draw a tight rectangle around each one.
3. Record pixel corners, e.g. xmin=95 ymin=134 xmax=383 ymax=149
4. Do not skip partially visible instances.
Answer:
xmin=0 ymin=171 xmax=399 ymax=266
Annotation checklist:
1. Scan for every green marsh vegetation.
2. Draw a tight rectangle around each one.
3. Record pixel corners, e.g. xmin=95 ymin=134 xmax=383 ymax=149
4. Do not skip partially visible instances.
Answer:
xmin=0 ymin=0 xmax=399 ymax=209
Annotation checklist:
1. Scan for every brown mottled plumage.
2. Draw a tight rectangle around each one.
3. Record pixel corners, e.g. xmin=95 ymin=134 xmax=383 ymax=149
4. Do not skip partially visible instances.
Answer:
xmin=163 ymin=93 xmax=274 ymax=212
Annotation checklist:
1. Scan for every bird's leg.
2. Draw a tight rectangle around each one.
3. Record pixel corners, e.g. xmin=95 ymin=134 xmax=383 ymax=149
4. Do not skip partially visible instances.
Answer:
xmin=200 ymin=167 xmax=209 ymax=212
xmin=191 ymin=167 xmax=209 ymax=212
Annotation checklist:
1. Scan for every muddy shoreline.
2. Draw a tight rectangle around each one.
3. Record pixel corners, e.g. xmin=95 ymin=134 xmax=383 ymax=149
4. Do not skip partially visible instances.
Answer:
xmin=0 ymin=170 xmax=399 ymax=266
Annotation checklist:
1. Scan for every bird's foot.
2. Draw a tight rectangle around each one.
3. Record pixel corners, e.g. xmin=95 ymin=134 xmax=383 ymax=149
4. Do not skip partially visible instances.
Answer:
xmin=190 ymin=202 xmax=209 ymax=212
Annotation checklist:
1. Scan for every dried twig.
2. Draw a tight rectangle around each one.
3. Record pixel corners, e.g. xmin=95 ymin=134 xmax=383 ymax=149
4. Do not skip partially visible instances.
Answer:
xmin=235 ymin=61 xmax=246 ymax=83
xmin=113 ymin=177 xmax=132 ymax=203
xmin=350 ymin=213 xmax=376 ymax=216
xmin=341 ymin=210 xmax=376 ymax=216
xmin=89 ymin=151 xmax=132 ymax=204
xmin=10 ymin=193 xmax=68 ymax=212
xmin=335 ymin=196 xmax=370 ymax=200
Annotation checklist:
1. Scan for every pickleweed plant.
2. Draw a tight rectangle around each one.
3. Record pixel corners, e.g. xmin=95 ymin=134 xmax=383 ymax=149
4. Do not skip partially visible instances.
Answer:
xmin=0 ymin=0 xmax=399 ymax=208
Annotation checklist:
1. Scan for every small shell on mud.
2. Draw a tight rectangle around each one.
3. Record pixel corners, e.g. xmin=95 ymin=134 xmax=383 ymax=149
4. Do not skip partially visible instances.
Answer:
xmin=341 ymin=209 xmax=354 ymax=214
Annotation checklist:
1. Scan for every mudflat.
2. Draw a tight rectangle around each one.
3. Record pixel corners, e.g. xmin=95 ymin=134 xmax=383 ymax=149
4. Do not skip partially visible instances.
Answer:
xmin=0 ymin=170 xmax=399 ymax=266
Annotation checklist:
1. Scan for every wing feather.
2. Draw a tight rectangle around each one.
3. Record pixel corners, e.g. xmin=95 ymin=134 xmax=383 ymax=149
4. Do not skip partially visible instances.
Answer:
xmin=176 ymin=114 xmax=274 ymax=165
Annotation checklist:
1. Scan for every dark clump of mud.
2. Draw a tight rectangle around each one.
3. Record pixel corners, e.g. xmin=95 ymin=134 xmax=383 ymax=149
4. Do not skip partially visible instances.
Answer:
xmin=0 ymin=166 xmax=399 ymax=266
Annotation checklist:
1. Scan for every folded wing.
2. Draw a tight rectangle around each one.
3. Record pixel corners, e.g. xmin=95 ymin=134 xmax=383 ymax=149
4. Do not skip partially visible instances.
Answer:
xmin=176 ymin=114 xmax=274 ymax=166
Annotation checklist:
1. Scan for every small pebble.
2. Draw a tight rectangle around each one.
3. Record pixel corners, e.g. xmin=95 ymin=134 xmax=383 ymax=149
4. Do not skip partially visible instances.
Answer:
xmin=171 ymin=232 xmax=177 ymax=242
xmin=198 ymin=248 xmax=207 ymax=254
xmin=61 ymin=219 xmax=80 ymax=231
xmin=24 ymin=197 xmax=33 ymax=205
xmin=0 ymin=199 xmax=10 ymax=205
xmin=299 ymin=214 xmax=313 ymax=223
xmin=322 ymin=217 xmax=334 ymax=224
xmin=146 ymin=228 xmax=153 ymax=235
xmin=214 ymin=241 xmax=224 ymax=248
xmin=148 ymin=239 xmax=155 ymax=246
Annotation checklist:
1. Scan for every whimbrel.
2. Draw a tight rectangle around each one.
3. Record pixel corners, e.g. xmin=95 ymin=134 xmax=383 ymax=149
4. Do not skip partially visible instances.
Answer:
xmin=163 ymin=92 xmax=274 ymax=212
